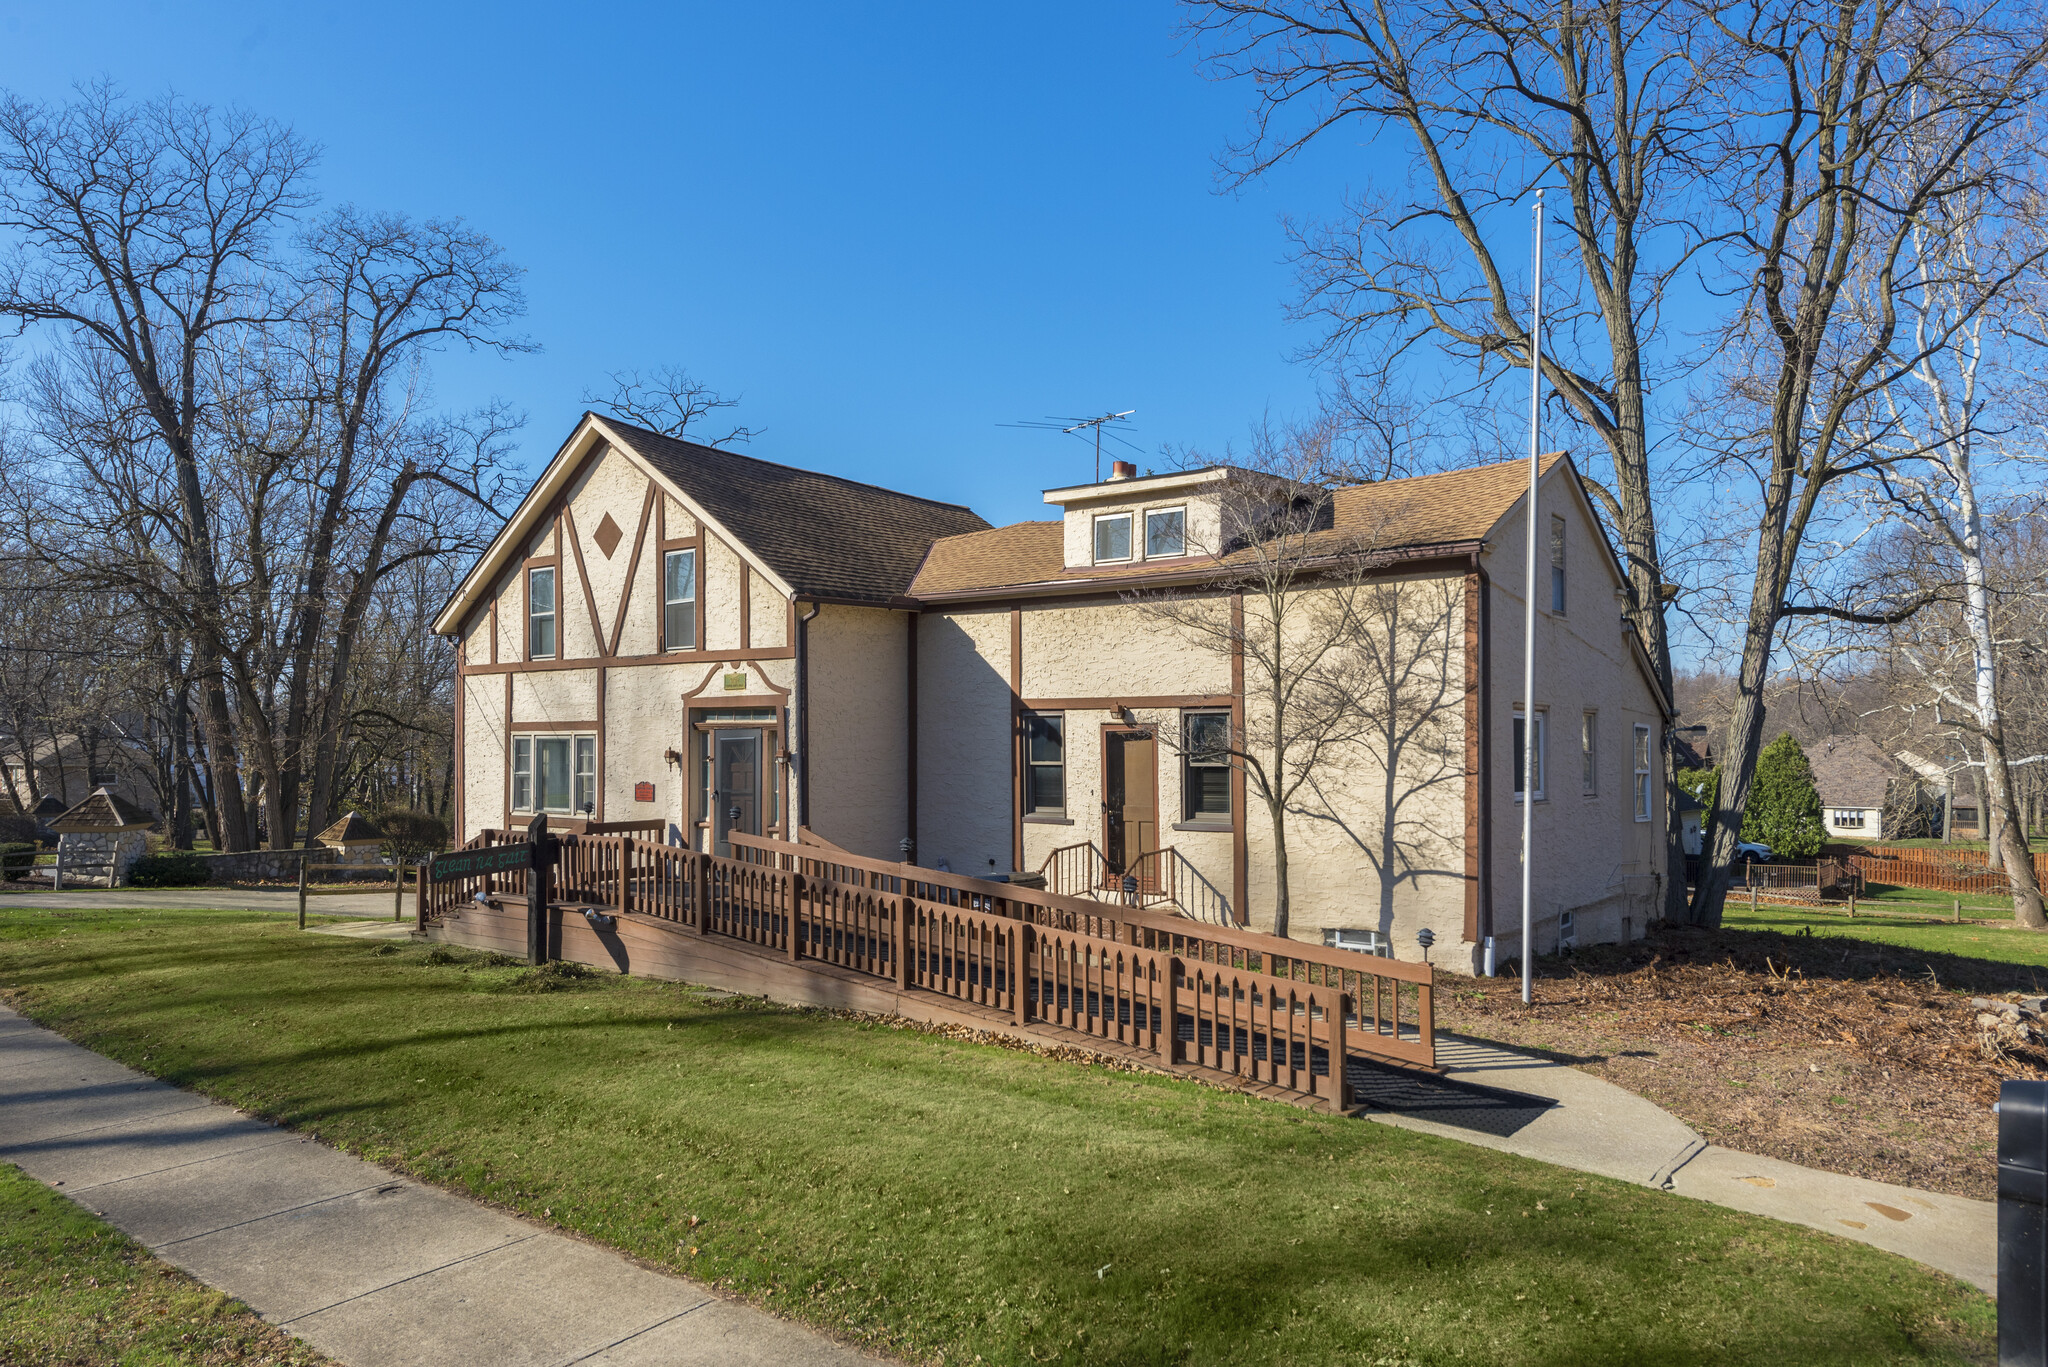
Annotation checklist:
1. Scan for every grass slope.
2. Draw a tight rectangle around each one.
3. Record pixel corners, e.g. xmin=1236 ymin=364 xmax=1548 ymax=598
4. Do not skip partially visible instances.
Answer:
xmin=1724 ymin=904 xmax=2048 ymax=972
xmin=0 ymin=1161 xmax=333 ymax=1366
xmin=0 ymin=906 xmax=1996 ymax=1366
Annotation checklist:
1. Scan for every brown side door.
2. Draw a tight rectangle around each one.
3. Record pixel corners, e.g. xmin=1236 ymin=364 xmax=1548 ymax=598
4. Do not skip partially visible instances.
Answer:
xmin=1103 ymin=729 xmax=1159 ymax=885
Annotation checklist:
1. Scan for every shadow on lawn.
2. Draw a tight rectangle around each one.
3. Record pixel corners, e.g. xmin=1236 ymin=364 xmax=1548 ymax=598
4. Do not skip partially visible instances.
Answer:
xmin=1519 ymin=922 xmax=2048 ymax=997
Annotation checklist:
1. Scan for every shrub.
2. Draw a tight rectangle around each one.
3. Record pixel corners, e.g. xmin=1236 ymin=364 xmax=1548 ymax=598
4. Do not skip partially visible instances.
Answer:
xmin=1740 ymin=733 xmax=1826 ymax=859
xmin=375 ymin=808 xmax=449 ymax=863
xmin=1674 ymin=766 xmax=1720 ymax=814
xmin=127 ymin=852 xmax=213 ymax=888
xmin=0 ymin=814 xmax=38 ymax=846
xmin=0 ymin=842 xmax=36 ymax=880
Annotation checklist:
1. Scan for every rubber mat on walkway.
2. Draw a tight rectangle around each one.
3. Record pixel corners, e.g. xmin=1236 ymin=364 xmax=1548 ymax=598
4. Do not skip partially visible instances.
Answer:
xmin=1345 ymin=1056 xmax=1555 ymax=1138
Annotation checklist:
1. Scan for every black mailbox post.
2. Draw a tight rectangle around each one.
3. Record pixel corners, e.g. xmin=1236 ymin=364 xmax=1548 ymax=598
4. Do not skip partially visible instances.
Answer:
xmin=2002 ymin=1080 xmax=2048 ymax=1365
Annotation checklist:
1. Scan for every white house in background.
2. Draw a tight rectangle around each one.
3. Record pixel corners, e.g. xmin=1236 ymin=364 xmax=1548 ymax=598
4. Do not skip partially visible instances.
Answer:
xmin=1807 ymin=734 xmax=1906 ymax=840
xmin=430 ymin=413 xmax=1674 ymax=972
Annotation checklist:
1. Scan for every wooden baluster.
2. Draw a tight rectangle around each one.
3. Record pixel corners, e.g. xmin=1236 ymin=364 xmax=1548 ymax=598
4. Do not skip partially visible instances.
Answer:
xmin=788 ymin=871 xmax=804 ymax=961
xmin=1012 ymin=922 xmax=1027 ymax=1025
xmin=897 ymin=895 xmax=914 ymax=991
xmin=1327 ymin=986 xmax=1348 ymax=1114
xmin=618 ymin=843 xmax=629 ymax=915
xmin=695 ymin=853 xmax=711 ymax=936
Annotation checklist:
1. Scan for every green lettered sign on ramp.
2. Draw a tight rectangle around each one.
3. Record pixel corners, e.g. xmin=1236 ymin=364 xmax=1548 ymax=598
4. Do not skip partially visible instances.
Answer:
xmin=429 ymin=843 xmax=531 ymax=883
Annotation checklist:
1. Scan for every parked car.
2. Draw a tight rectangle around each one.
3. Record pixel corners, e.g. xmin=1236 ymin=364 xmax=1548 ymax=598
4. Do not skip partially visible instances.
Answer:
xmin=1734 ymin=840 xmax=1773 ymax=863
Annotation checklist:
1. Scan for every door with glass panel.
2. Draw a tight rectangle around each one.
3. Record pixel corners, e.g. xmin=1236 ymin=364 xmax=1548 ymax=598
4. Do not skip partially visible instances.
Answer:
xmin=711 ymin=730 xmax=763 ymax=858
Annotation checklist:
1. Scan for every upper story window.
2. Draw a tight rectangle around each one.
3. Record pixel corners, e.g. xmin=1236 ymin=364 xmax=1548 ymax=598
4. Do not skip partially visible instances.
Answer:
xmin=1633 ymin=724 xmax=1654 ymax=821
xmin=1581 ymin=711 xmax=1598 ymax=796
xmin=1514 ymin=708 xmax=1546 ymax=802
xmin=1024 ymin=712 xmax=1065 ymax=814
xmin=663 ymin=549 xmax=697 ymax=651
xmin=1146 ymin=507 xmax=1186 ymax=558
xmin=1093 ymin=514 xmax=1133 ymax=563
xmin=527 ymin=567 xmax=557 ymax=659
xmin=1182 ymin=710 xmax=1231 ymax=821
xmin=1550 ymin=515 xmax=1566 ymax=614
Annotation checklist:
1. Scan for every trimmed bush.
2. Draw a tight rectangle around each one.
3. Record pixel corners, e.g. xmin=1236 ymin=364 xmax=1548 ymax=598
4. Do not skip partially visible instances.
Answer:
xmin=0 ymin=842 xmax=36 ymax=880
xmin=374 ymin=808 xmax=449 ymax=862
xmin=1740 ymin=733 xmax=1826 ymax=859
xmin=127 ymin=852 xmax=213 ymax=888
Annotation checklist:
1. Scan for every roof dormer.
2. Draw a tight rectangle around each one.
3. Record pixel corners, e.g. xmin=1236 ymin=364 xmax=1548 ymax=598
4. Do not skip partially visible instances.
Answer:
xmin=1042 ymin=463 xmax=1234 ymax=571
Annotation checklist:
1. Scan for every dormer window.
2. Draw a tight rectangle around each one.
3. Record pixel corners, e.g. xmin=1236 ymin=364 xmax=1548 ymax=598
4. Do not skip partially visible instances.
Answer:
xmin=1146 ymin=507 xmax=1186 ymax=558
xmin=1093 ymin=513 xmax=1133 ymax=563
xmin=527 ymin=567 xmax=557 ymax=659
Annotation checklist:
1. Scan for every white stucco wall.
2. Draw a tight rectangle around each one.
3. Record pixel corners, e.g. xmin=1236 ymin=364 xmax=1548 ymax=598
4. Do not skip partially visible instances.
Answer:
xmin=804 ymin=605 xmax=909 ymax=862
xmin=510 ymin=669 xmax=599 ymax=729
xmin=568 ymin=446 xmax=646 ymax=655
xmin=1021 ymin=599 xmax=1231 ymax=700
xmin=703 ymin=537 xmax=744 ymax=653
xmin=1482 ymin=465 xmax=1666 ymax=966
xmin=915 ymin=609 xmax=1015 ymax=877
xmin=461 ymin=674 xmax=507 ymax=841
xmin=605 ymin=663 xmax=690 ymax=830
xmin=749 ymin=569 xmax=786 ymax=648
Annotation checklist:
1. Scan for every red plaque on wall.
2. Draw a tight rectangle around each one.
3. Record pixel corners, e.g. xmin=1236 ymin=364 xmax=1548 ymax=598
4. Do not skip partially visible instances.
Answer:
xmin=633 ymin=782 xmax=655 ymax=803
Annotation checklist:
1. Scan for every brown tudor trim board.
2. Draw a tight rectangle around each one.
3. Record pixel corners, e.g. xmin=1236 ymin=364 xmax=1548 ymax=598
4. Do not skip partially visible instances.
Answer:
xmin=1230 ymin=592 xmax=1247 ymax=927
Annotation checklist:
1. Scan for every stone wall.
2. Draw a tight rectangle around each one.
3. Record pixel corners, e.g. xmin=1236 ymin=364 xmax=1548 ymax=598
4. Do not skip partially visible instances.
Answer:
xmin=196 ymin=846 xmax=339 ymax=882
xmin=55 ymin=830 xmax=149 ymax=887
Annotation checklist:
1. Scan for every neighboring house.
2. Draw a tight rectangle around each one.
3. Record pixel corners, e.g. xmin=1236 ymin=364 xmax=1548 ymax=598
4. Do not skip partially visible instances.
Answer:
xmin=0 ymin=733 xmax=156 ymax=819
xmin=1677 ymin=787 xmax=1704 ymax=856
xmin=430 ymin=414 xmax=1672 ymax=972
xmin=1897 ymin=749 xmax=1976 ymax=839
xmin=1672 ymin=725 xmax=1714 ymax=772
xmin=1807 ymin=734 xmax=1907 ymax=840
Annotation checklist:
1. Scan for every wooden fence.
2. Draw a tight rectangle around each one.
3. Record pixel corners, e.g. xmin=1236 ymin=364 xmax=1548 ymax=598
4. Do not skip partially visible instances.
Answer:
xmin=421 ymin=827 xmax=1435 ymax=1108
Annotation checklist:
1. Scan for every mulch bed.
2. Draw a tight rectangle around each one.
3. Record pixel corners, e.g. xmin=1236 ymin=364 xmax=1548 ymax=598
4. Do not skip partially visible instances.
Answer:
xmin=1435 ymin=922 xmax=2048 ymax=1200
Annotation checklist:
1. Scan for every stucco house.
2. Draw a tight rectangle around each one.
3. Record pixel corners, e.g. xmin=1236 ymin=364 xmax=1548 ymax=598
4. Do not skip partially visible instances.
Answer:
xmin=431 ymin=414 xmax=1672 ymax=974
xmin=1807 ymin=734 xmax=1911 ymax=840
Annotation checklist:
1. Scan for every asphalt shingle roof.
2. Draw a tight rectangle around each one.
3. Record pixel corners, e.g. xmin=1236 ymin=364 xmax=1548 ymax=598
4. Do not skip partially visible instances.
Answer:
xmin=601 ymin=418 xmax=992 ymax=604
xmin=1807 ymin=734 xmax=1906 ymax=810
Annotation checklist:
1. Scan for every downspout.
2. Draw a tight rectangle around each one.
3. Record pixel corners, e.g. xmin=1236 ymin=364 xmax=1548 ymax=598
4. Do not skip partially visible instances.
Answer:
xmin=796 ymin=602 xmax=821 ymax=831
xmin=906 ymin=610 xmax=919 ymax=859
xmin=1476 ymin=558 xmax=1494 ymax=947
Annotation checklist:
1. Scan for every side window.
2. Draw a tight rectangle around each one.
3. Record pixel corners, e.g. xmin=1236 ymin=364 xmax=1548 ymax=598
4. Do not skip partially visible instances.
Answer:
xmin=1024 ymin=712 xmax=1065 ymax=814
xmin=528 ymin=566 xmax=557 ymax=659
xmin=1093 ymin=514 xmax=1132 ymax=563
xmin=663 ymin=549 xmax=697 ymax=651
xmin=1514 ymin=709 xmax=1546 ymax=801
xmin=1550 ymin=515 xmax=1566 ymax=614
xmin=1324 ymin=927 xmax=1391 ymax=958
xmin=1182 ymin=711 xmax=1231 ymax=820
xmin=575 ymin=737 xmax=597 ymax=815
xmin=1146 ymin=507 xmax=1186 ymax=558
xmin=512 ymin=737 xmax=533 ymax=811
xmin=1581 ymin=711 xmax=1597 ymax=796
xmin=1633 ymin=724 xmax=1653 ymax=822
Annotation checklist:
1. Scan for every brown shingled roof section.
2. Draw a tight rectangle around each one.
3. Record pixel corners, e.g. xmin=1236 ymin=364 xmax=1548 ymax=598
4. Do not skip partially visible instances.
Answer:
xmin=600 ymin=418 xmax=993 ymax=604
xmin=50 ymin=786 xmax=154 ymax=832
xmin=318 ymin=810 xmax=385 ymax=845
xmin=1807 ymin=734 xmax=1907 ymax=810
xmin=909 ymin=453 xmax=1563 ymax=598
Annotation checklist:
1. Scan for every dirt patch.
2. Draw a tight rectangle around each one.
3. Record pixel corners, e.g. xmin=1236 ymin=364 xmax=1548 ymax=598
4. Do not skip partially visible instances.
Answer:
xmin=1437 ymin=923 xmax=2048 ymax=1199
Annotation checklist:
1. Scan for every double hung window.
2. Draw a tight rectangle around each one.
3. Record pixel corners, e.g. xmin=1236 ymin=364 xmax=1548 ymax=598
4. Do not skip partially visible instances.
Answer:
xmin=1633 ymin=725 xmax=1653 ymax=822
xmin=1581 ymin=711 xmax=1598 ymax=796
xmin=528 ymin=567 xmax=557 ymax=659
xmin=1550 ymin=515 xmax=1567 ymax=614
xmin=1182 ymin=711 xmax=1231 ymax=821
xmin=512 ymin=734 xmax=597 ymax=814
xmin=1024 ymin=712 xmax=1065 ymax=814
xmin=663 ymin=549 xmax=697 ymax=650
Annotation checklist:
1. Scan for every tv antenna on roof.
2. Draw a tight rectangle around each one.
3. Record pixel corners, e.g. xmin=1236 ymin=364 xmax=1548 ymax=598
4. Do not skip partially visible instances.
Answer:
xmin=999 ymin=410 xmax=1138 ymax=483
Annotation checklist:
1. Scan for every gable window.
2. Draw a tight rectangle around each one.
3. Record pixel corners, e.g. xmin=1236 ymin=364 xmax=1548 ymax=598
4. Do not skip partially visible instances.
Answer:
xmin=663 ymin=549 xmax=697 ymax=651
xmin=1514 ymin=708 xmax=1546 ymax=802
xmin=1633 ymin=724 xmax=1653 ymax=822
xmin=1182 ymin=710 xmax=1231 ymax=821
xmin=1146 ymin=507 xmax=1186 ymax=559
xmin=1024 ymin=712 xmax=1065 ymax=814
xmin=528 ymin=566 xmax=557 ymax=659
xmin=1581 ymin=711 xmax=1598 ymax=796
xmin=1550 ymin=515 xmax=1567 ymax=614
xmin=1093 ymin=513 xmax=1132 ymax=563
xmin=512 ymin=733 xmax=597 ymax=814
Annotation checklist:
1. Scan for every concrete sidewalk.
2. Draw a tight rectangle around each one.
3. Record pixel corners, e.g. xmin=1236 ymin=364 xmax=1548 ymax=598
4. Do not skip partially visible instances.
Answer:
xmin=0 ymin=1004 xmax=884 ymax=1367
xmin=1366 ymin=1033 xmax=1996 ymax=1294
xmin=0 ymin=885 xmax=404 ymax=920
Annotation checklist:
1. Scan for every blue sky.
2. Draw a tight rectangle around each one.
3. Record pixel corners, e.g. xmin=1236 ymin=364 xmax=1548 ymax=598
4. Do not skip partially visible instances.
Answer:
xmin=0 ymin=1 xmax=1408 ymax=528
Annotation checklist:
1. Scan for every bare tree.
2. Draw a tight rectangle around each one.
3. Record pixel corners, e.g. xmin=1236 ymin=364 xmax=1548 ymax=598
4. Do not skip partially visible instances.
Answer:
xmin=1686 ymin=0 xmax=2048 ymax=927
xmin=1186 ymin=0 xmax=1711 ymax=917
xmin=585 ymin=364 xmax=756 ymax=447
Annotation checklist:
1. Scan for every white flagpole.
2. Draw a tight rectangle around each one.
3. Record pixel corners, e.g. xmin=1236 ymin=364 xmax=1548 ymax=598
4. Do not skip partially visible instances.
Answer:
xmin=1521 ymin=189 xmax=1545 ymax=1008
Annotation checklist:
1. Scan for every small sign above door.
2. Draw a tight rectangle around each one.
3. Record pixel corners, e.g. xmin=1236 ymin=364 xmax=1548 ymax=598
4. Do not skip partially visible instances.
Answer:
xmin=722 ymin=672 xmax=748 ymax=691
xmin=633 ymin=781 xmax=655 ymax=803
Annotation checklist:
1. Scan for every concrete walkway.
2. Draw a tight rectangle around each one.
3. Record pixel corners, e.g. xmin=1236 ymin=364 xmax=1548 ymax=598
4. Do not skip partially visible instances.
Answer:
xmin=1365 ymin=1034 xmax=1996 ymax=1294
xmin=0 ymin=1004 xmax=884 ymax=1367
xmin=0 ymin=885 xmax=404 ymax=920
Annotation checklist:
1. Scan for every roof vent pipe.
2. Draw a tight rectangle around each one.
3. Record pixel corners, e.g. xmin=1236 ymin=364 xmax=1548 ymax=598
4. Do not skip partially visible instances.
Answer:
xmin=1109 ymin=460 xmax=1137 ymax=481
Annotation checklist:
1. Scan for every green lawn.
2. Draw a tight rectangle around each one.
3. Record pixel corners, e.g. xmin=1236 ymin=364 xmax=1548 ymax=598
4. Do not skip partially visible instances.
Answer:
xmin=0 ymin=906 xmax=1999 ymax=1366
xmin=0 ymin=1160 xmax=333 ymax=1365
xmin=1724 ymin=903 xmax=2048 ymax=971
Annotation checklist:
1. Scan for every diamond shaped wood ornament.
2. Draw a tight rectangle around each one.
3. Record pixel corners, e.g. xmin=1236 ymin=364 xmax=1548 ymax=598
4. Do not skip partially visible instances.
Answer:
xmin=593 ymin=512 xmax=624 ymax=559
